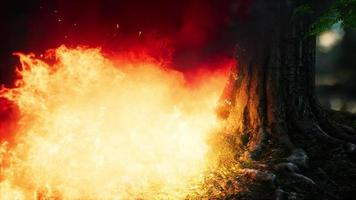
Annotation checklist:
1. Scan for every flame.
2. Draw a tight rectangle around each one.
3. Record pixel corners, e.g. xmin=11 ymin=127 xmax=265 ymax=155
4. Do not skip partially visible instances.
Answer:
xmin=0 ymin=45 xmax=229 ymax=199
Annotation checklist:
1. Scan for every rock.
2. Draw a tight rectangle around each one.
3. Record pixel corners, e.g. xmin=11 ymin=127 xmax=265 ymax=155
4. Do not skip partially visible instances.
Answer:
xmin=287 ymin=148 xmax=308 ymax=169
xmin=241 ymin=169 xmax=276 ymax=185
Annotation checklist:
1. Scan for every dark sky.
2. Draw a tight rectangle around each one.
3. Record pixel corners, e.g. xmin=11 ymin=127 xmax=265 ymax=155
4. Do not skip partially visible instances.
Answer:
xmin=0 ymin=0 xmax=253 ymax=87
xmin=0 ymin=0 xmax=39 ymax=86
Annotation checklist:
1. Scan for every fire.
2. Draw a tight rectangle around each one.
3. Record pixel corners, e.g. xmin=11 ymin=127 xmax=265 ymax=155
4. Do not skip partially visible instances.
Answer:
xmin=0 ymin=46 xmax=229 ymax=199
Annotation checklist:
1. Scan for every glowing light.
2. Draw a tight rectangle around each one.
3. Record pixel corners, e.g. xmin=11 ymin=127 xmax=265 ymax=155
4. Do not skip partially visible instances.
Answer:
xmin=0 ymin=46 xmax=228 ymax=199
xmin=318 ymin=30 xmax=344 ymax=52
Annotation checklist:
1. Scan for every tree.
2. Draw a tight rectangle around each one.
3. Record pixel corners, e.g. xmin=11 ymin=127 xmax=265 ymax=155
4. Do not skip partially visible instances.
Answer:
xmin=213 ymin=0 xmax=356 ymax=199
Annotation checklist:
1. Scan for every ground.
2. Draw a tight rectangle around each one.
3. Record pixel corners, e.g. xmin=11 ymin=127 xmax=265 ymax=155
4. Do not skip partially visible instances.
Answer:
xmin=186 ymin=109 xmax=356 ymax=200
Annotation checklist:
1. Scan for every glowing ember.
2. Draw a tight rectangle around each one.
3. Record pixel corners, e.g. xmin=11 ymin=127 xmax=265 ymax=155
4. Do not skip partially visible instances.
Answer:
xmin=0 ymin=46 xmax=228 ymax=199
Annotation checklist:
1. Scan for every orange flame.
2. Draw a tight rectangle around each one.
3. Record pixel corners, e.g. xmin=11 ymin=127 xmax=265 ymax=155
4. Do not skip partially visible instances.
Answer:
xmin=0 ymin=46 xmax=229 ymax=199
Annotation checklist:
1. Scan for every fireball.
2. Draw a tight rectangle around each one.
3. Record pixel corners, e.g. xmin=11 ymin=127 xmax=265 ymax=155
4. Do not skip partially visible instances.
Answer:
xmin=0 ymin=46 xmax=228 ymax=199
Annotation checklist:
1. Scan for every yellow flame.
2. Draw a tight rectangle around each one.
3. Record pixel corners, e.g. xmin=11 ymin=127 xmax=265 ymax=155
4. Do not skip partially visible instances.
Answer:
xmin=0 ymin=46 xmax=227 ymax=199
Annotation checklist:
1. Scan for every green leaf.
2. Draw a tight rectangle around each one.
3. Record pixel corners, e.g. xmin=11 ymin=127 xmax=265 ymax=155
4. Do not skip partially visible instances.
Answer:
xmin=293 ymin=4 xmax=313 ymax=18
xmin=309 ymin=0 xmax=356 ymax=35
xmin=309 ymin=9 xmax=339 ymax=35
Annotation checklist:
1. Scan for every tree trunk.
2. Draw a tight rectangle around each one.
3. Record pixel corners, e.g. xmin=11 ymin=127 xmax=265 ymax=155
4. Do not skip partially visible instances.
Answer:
xmin=216 ymin=0 xmax=356 ymax=199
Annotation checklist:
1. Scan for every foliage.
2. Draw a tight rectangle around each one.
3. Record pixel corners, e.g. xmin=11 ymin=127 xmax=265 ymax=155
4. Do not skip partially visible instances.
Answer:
xmin=312 ymin=0 xmax=356 ymax=35
xmin=295 ymin=0 xmax=356 ymax=35
xmin=293 ymin=4 xmax=313 ymax=18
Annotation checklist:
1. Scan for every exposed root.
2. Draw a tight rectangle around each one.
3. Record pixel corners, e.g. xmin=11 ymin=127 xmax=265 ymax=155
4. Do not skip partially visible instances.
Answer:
xmin=293 ymin=119 xmax=356 ymax=155
xmin=275 ymin=188 xmax=288 ymax=200
xmin=215 ymin=96 xmax=356 ymax=199
xmin=275 ymin=162 xmax=300 ymax=174
xmin=337 ymin=123 xmax=356 ymax=137
xmin=330 ymin=125 xmax=356 ymax=144
xmin=313 ymin=103 xmax=356 ymax=143
xmin=243 ymin=117 xmax=356 ymax=199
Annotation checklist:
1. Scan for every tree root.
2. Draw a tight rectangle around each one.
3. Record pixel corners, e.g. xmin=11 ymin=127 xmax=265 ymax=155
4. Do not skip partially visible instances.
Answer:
xmin=293 ymin=119 xmax=356 ymax=155
xmin=233 ymin=105 xmax=356 ymax=199
xmin=275 ymin=187 xmax=288 ymax=200
xmin=337 ymin=123 xmax=356 ymax=137
xmin=312 ymin=103 xmax=356 ymax=143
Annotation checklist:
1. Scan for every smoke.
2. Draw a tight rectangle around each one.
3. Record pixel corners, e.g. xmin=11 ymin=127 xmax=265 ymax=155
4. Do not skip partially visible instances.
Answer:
xmin=23 ymin=0 xmax=237 ymax=71
xmin=0 ymin=0 xmax=258 ymax=86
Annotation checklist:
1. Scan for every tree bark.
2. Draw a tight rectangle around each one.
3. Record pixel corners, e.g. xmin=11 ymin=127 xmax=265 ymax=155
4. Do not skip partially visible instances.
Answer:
xmin=220 ymin=0 xmax=307 ymax=158
xmin=216 ymin=0 xmax=356 ymax=199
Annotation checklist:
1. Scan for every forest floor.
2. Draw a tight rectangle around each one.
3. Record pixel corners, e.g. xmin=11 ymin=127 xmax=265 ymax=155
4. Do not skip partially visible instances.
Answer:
xmin=187 ymin=110 xmax=356 ymax=200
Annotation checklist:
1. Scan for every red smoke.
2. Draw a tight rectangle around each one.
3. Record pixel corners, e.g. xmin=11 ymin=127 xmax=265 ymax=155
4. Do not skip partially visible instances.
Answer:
xmin=26 ymin=0 xmax=240 ymax=72
xmin=0 ymin=0 xmax=258 ymax=142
